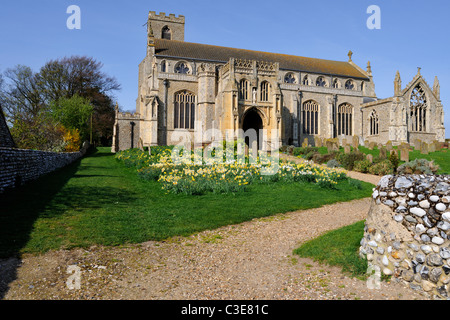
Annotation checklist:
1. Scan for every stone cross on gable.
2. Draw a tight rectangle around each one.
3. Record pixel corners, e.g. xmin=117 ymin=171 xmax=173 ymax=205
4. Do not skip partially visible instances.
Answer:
xmin=348 ymin=50 xmax=353 ymax=62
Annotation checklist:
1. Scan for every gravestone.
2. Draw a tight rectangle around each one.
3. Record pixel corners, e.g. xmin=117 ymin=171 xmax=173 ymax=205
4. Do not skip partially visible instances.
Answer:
xmin=344 ymin=145 xmax=351 ymax=154
xmin=368 ymin=142 xmax=376 ymax=150
xmin=414 ymin=139 xmax=422 ymax=150
xmin=341 ymin=138 xmax=347 ymax=147
xmin=400 ymin=147 xmax=409 ymax=162
xmin=420 ymin=142 xmax=429 ymax=154
xmin=429 ymin=141 xmax=436 ymax=153
xmin=352 ymin=136 xmax=359 ymax=149
xmin=302 ymin=138 xmax=309 ymax=148
xmin=138 ymin=138 xmax=144 ymax=151
xmin=379 ymin=147 xmax=387 ymax=160
xmin=366 ymin=154 xmax=374 ymax=163
xmin=386 ymin=141 xmax=393 ymax=152
xmin=314 ymin=136 xmax=323 ymax=148
xmin=364 ymin=140 xmax=369 ymax=148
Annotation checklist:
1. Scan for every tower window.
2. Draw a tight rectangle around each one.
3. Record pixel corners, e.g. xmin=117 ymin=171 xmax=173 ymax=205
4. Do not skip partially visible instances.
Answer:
xmin=162 ymin=26 xmax=171 ymax=40
xmin=345 ymin=80 xmax=355 ymax=90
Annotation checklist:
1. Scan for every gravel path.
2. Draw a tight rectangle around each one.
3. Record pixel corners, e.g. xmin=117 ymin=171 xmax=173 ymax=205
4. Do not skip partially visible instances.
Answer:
xmin=1 ymin=155 xmax=427 ymax=300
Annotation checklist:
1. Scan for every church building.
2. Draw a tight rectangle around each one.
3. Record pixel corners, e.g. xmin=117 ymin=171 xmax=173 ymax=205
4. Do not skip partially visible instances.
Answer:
xmin=112 ymin=11 xmax=445 ymax=152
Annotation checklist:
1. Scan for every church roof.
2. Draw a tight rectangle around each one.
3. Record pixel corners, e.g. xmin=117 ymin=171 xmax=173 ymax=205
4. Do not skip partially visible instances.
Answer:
xmin=154 ymin=39 xmax=369 ymax=80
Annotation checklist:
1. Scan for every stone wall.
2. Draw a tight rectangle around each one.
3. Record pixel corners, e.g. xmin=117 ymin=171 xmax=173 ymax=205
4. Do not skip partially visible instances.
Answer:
xmin=360 ymin=174 xmax=450 ymax=299
xmin=0 ymin=143 xmax=89 ymax=194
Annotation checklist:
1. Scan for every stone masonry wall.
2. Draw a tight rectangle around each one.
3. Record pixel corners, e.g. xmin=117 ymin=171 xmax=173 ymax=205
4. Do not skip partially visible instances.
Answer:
xmin=360 ymin=174 xmax=450 ymax=299
xmin=0 ymin=143 xmax=89 ymax=194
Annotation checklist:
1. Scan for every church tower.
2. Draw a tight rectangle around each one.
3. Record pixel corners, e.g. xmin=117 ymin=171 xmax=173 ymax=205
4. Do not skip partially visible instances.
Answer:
xmin=147 ymin=11 xmax=185 ymax=42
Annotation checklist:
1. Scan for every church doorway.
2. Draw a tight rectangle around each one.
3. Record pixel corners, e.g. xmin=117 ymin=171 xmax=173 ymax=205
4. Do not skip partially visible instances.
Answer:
xmin=242 ymin=108 xmax=263 ymax=151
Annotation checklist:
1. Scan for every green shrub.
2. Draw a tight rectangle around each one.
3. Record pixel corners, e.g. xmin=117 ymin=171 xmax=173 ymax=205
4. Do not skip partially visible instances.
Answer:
xmin=397 ymin=158 xmax=440 ymax=174
xmin=388 ymin=151 xmax=400 ymax=173
xmin=336 ymin=151 xmax=366 ymax=170
xmin=313 ymin=151 xmax=339 ymax=164
xmin=353 ymin=159 xmax=372 ymax=173
xmin=368 ymin=159 xmax=393 ymax=176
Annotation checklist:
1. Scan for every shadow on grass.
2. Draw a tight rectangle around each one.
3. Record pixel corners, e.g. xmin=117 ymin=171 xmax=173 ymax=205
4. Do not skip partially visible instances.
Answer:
xmin=0 ymin=147 xmax=136 ymax=299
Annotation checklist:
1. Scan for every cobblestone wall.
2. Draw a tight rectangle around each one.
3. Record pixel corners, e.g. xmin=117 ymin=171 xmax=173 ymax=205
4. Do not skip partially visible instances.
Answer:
xmin=0 ymin=143 xmax=89 ymax=194
xmin=360 ymin=174 xmax=450 ymax=299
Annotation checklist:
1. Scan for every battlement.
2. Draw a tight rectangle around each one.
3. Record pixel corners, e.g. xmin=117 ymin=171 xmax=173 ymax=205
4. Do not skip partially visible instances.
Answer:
xmin=148 ymin=11 xmax=185 ymax=24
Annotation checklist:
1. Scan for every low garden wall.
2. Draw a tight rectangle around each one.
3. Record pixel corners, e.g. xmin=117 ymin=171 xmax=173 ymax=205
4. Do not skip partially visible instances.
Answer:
xmin=0 ymin=142 xmax=89 ymax=194
xmin=360 ymin=174 xmax=450 ymax=299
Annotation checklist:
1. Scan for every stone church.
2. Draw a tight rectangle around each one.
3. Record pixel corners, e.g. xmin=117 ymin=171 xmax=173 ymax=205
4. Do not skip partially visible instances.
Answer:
xmin=112 ymin=11 xmax=445 ymax=152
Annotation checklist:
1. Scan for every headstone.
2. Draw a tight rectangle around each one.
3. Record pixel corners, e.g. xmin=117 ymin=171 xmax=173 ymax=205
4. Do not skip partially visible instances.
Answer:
xmin=429 ymin=142 xmax=436 ymax=153
xmin=400 ymin=148 xmax=410 ymax=162
xmin=352 ymin=136 xmax=359 ymax=149
xmin=302 ymin=138 xmax=309 ymax=148
xmin=421 ymin=142 xmax=429 ymax=154
xmin=386 ymin=141 xmax=393 ymax=152
xmin=368 ymin=141 xmax=376 ymax=150
xmin=366 ymin=154 xmax=374 ymax=163
xmin=414 ymin=139 xmax=422 ymax=150
xmin=379 ymin=147 xmax=387 ymax=159
xmin=341 ymin=138 xmax=348 ymax=147
xmin=364 ymin=140 xmax=369 ymax=148
xmin=314 ymin=136 xmax=322 ymax=148
xmin=344 ymin=145 xmax=351 ymax=154
xmin=138 ymin=138 xmax=144 ymax=151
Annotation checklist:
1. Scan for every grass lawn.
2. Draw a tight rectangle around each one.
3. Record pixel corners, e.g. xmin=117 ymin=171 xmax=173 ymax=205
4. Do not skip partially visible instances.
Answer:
xmin=0 ymin=147 xmax=373 ymax=258
xmin=294 ymin=220 xmax=368 ymax=279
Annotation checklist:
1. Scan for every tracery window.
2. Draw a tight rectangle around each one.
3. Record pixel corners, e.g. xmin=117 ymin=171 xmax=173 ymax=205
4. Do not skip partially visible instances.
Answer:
xmin=260 ymin=81 xmax=269 ymax=102
xmin=162 ymin=26 xmax=171 ymax=40
xmin=369 ymin=110 xmax=379 ymax=136
xmin=302 ymin=100 xmax=319 ymax=135
xmin=337 ymin=103 xmax=353 ymax=136
xmin=332 ymin=78 xmax=340 ymax=88
xmin=410 ymin=84 xmax=427 ymax=132
xmin=174 ymin=90 xmax=195 ymax=129
xmin=175 ymin=62 xmax=190 ymax=74
xmin=316 ymin=76 xmax=327 ymax=87
xmin=345 ymin=79 xmax=355 ymax=90
xmin=239 ymin=79 xmax=249 ymax=100
xmin=302 ymin=75 xmax=310 ymax=85
xmin=284 ymin=73 xmax=296 ymax=84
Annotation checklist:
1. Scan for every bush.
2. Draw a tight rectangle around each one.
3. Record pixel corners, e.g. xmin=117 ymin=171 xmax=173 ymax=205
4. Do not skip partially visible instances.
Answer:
xmin=326 ymin=159 xmax=341 ymax=168
xmin=388 ymin=151 xmax=400 ymax=173
xmin=353 ymin=159 xmax=372 ymax=173
xmin=336 ymin=151 xmax=366 ymax=171
xmin=313 ymin=151 xmax=339 ymax=164
xmin=368 ymin=159 xmax=393 ymax=176
xmin=397 ymin=158 xmax=440 ymax=174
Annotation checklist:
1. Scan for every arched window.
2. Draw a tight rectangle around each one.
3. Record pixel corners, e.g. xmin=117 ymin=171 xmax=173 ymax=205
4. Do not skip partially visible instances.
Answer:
xmin=284 ymin=73 xmax=296 ymax=83
xmin=174 ymin=91 xmax=195 ymax=129
xmin=162 ymin=26 xmax=171 ymax=40
xmin=332 ymin=78 xmax=340 ymax=89
xmin=161 ymin=60 xmax=166 ymax=73
xmin=239 ymin=79 xmax=249 ymax=100
xmin=316 ymin=76 xmax=327 ymax=87
xmin=175 ymin=62 xmax=190 ymax=74
xmin=302 ymin=75 xmax=310 ymax=85
xmin=410 ymin=84 xmax=427 ymax=132
xmin=302 ymin=100 xmax=319 ymax=135
xmin=260 ymin=81 xmax=269 ymax=102
xmin=345 ymin=79 xmax=355 ymax=90
xmin=369 ymin=110 xmax=379 ymax=135
xmin=337 ymin=103 xmax=353 ymax=136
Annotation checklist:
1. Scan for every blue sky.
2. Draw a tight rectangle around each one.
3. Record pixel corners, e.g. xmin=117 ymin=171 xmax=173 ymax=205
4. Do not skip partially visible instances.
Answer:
xmin=1 ymin=0 xmax=449 ymax=138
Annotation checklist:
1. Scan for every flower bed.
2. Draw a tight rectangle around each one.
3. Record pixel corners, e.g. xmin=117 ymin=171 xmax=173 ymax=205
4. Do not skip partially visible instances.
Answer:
xmin=116 ymin=147 xmax=348 ymax=195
